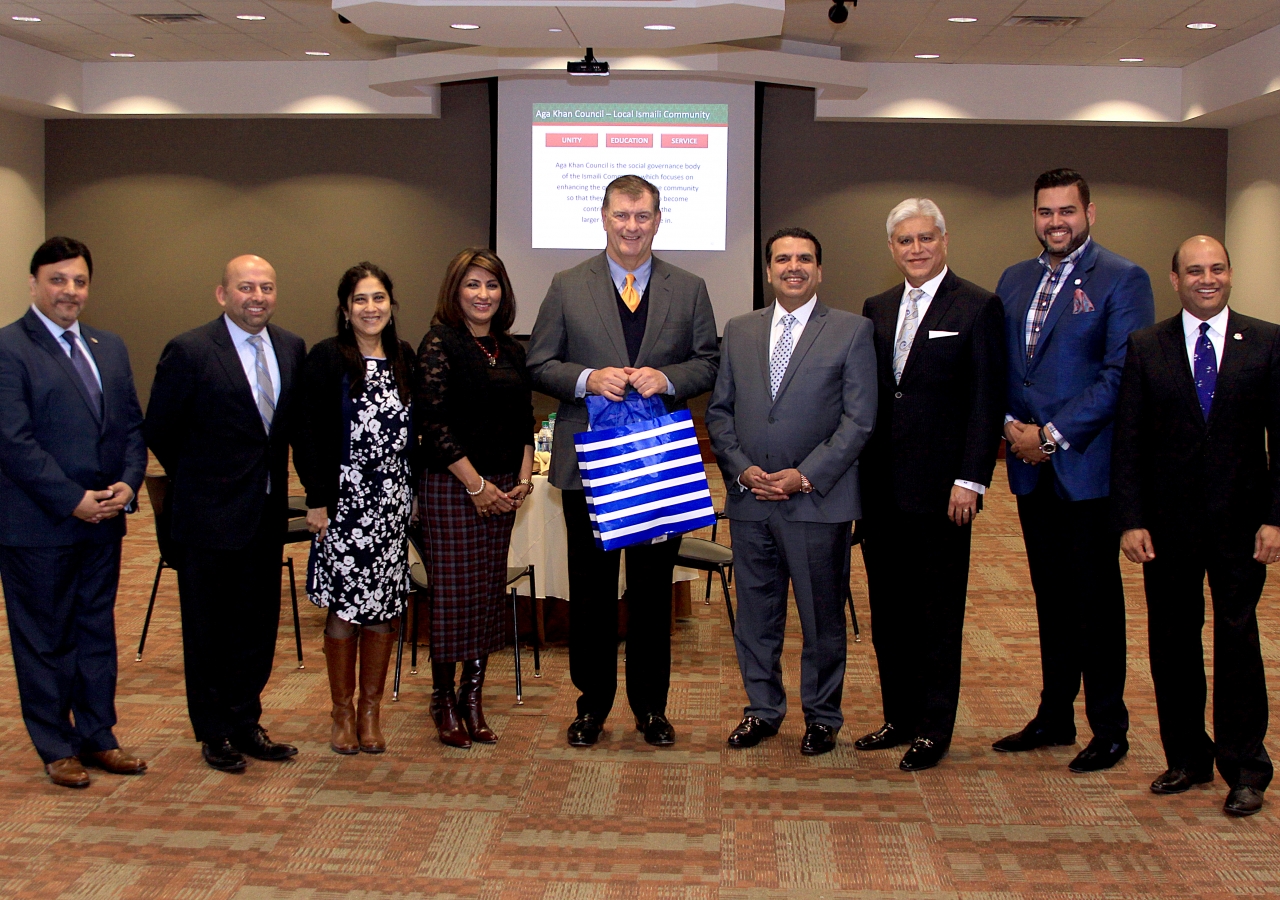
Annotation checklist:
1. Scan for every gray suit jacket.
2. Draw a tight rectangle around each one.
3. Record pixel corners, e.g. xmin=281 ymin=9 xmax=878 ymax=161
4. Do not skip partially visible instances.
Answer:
xmin=527 ymin=252 xmax=719 ymax=490
xmin=705 ymin=301 xmax=877 ymax=523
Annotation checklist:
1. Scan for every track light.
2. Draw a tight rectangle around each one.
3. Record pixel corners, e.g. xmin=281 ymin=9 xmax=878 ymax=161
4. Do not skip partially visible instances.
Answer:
xmin=568 ymin=47 xmax=609 ymax=76
xmin=829 ymin=0 xmax=855 ymax=25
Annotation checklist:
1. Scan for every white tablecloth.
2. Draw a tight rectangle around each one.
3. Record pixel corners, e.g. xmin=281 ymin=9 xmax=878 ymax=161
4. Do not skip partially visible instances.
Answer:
xmin=507 ymin=475 xmax=700 ymax=600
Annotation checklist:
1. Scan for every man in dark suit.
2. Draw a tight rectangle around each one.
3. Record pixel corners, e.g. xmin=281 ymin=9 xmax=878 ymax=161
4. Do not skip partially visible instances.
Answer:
xmin=527 ymin=174 xmax=719 ymax=748
xmin=706 ymin=228 xmax=877 ymax=756
xmin=0 ymin=237 xmax=148 ymax=788
xmin=994 ymin=168 xmax=1155 ymax=772
xmin=145 ymin=254 xmax=306 ymax=772
xmin=856 ymin=199 xmax=1006 ymax=771
xmin=1113 ymin=235 xmax=1278 ymax=817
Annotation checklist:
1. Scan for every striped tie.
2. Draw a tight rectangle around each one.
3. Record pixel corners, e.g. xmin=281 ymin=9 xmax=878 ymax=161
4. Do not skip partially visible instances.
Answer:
xmin=246 ymin=333 xmax=275 ymax=433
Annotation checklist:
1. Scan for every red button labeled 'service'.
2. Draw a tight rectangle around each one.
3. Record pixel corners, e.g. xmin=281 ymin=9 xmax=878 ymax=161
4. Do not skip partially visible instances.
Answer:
xmin=606 ymin=134 xmax=653 ymax=148
xmin=661 ymin=134 xmax=708 ymax=148
xmin=546 ymin=133 xmax=598 ymax=147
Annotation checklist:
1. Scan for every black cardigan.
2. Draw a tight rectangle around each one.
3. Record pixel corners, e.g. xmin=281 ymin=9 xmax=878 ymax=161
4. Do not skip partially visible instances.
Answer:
xmin=294 ymin=336 xmax=421 ymax=511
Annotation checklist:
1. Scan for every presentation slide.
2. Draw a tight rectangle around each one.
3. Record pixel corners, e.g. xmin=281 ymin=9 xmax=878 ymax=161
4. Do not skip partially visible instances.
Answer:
xmin=531 ymin=103 xmax=728 ymax=251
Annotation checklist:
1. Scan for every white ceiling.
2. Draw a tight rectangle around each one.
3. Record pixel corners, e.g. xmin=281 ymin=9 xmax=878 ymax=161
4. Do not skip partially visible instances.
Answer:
xmin=0 ymin=0 xmax=1277 ymax=65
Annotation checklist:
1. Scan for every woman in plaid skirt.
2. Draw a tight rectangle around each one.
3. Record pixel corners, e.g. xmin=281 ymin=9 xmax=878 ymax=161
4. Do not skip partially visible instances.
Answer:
xmin=417 ymin=249 xmax=535 ymax=748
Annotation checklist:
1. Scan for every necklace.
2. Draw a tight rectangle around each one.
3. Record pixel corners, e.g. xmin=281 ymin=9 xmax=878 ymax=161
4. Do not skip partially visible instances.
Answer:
xmin=473 ymin=335 xmax=498 ymax=367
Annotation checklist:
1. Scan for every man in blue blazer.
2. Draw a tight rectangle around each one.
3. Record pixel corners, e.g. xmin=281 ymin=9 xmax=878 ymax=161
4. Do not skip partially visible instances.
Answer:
xmin=0 ymin=237 xmax=148 ymax=788
xmin=993 ymin=169 xmax=1154 ymax=773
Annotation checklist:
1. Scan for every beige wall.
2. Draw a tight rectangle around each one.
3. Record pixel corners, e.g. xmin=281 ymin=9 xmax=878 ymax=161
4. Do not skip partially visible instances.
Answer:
xmin=761 ymin=85 xmax=1227 ymax=322
xmin=45 ymin=81 xmax=491 ymax=402
xmin=0 ymin=108 xmax=44 ymax=323
xmin=1226 ymin=111 xmax=1280 ymax=323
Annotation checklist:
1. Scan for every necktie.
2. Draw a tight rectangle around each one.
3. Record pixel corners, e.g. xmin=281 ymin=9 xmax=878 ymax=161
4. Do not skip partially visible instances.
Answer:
xmin=893 ymin=288 xmax=924 ymax=384
xmin=769 ymin=313 xmax=796 ymax=400
xmin=246 ymin=334 xmax=276 ymax=433
xmin=1193 ymin=321 xmax=1217 ymax=420
xmin=62 ymin=331 xmax=102 ymax=419
xmin=620 ymin=273 xmax=641 ymax=313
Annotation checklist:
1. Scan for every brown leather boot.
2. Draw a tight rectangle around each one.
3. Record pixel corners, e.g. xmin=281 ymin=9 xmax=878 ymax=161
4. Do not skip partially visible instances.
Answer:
xmin=457 ymin=657 xmax=498 ymax=744
xmin=324 ymin=633 xmax=359 ymax=754
xmin=356 ymin=627 xmax=397 ymax=753
xmin=430 ymin=662 xmax=471 ymax=748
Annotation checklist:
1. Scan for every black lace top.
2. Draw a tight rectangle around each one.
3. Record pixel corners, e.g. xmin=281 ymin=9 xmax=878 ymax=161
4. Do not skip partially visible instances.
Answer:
xmin=416 ymin=323 xmax=534 ymax=476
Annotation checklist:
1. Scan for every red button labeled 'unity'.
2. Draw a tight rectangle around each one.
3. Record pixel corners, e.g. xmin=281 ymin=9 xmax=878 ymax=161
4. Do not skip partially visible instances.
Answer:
xmin=606 ymin=133 xmax=653 ymax=148
xmin=661 ymin=133 xmax=709 ymax=148
xmin=546 ymin=133 xmax=598 ymax=147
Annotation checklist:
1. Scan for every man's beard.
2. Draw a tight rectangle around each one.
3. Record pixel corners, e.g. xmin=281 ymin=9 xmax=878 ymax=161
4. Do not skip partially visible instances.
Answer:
xmin=1038 ymin=225 xmax=1090 ymax=258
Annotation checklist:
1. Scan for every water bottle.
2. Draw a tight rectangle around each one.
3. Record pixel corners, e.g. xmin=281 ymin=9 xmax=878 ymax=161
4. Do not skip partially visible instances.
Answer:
xmin=546 ymin=413 xmax=556 ymax=452
xmin=536 ymin=421 xmax=552 ymax=454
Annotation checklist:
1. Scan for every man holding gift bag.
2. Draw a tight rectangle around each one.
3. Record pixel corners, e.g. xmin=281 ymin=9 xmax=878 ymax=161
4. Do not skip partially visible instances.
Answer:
xmin=706 ymin=228 xmax=877 ymax=755
xmin=527 ymin=174 xmax=719 ymax=748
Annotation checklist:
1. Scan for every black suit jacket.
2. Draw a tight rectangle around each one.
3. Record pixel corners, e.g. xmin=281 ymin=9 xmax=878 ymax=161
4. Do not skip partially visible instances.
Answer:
xmin=144 ymin=316 xmax=306 ymax=550
xmin=860 ymin=270 xmax=1007 ymax=518
xmin=1112 ymin=311 xmax=1280 ymax=550
xmin=0 ymin=308 xmax=147 ymax=546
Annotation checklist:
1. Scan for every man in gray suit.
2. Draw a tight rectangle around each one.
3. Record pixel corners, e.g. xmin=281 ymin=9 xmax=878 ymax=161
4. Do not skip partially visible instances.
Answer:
xmin=706 ymin=227 xmax=877 ymax=755
xmin=527 ymin=174 xmax=719 ymax=748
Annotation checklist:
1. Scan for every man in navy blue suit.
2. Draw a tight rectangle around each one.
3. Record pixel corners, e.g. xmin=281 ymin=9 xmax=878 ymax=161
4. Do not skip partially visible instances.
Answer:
xmin=992 ymin=169 xmax=1154 ymax=773
xmin=0 ymin=237 xmax=148 ymax=788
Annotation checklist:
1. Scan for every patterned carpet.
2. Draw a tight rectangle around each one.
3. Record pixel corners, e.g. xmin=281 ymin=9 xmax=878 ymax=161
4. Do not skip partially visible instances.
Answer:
xmin=0 ymin=461 xmax=1278 ymax=899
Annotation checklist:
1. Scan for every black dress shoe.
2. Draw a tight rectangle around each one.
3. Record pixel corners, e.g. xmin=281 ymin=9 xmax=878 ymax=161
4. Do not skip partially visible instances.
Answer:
xmin=992 ymin=723 xmax=1076 ymax=753
xmin=1068 ymin=737 xmax=1128 ymax=773
xmin=800 ymin=723 xmax=838 ymax=756
xmin=202 ymin=739 xmax=248 ymax=772
xmin=1224 ymin=786 xmax=1265 ymax=817
xmin=1150 ymin=767 xmax=1214 ymax=795
xmin=855 ymin=722 xmax=911 ymax=751
xmin=230 ymin=725 xmax=298 ymax=761
xmin=567 ymin=714 xmax=603 ymax=747
xmin=635 ymin=713 xmax=676 ymax=747
xmin=727 ymin=716 xmax=778 ymax=748
xmin=899 ymin=737 xmax=946 ymax=772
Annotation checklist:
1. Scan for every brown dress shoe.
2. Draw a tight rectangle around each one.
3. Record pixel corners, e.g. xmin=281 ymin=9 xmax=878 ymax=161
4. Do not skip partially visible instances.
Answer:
xmin=324 ymin=633 xmax=359 ymax=754
xmin=81 ymin=748 xmax=147 ymax=775
xmin=46 ymin=756 xmax=90 ymax=788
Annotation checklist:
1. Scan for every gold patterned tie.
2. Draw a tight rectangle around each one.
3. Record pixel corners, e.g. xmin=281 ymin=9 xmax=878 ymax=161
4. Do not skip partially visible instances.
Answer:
xmin=621 ymin=273 xmax=641 ymax=313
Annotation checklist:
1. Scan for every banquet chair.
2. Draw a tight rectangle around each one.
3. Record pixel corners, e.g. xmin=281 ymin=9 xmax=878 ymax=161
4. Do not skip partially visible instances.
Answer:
xmin=676 ymin=530 xmax=735 ymax=631
xmin=845 ymin=522 xmax=863 ymax=642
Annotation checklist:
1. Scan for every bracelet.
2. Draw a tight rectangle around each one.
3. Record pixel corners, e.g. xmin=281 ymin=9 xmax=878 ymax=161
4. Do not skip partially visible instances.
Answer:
xmin=518 ymin=479 xmax=535 ymax=494
xmin=465 ymin=477 xmax=486 ymax=496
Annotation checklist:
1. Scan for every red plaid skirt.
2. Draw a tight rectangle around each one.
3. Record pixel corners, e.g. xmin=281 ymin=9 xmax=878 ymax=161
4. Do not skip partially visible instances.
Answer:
xmin=418 ymin=471 xmax=517 ymax=661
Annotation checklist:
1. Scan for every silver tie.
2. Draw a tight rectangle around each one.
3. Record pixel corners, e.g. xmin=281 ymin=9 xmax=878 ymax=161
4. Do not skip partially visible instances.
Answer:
xmin=892 ymin=288 xmax=924 ymax=384
xmin=246 ymin=333 xmax=275 ymax=433
xmin=769 ymin=313 xmax=796 ymax=400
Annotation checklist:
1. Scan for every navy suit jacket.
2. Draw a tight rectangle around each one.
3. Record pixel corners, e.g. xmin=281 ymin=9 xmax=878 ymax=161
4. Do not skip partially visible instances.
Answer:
xmin=0 ymin=308 xmax=146 ymax=546
xmin=998 ymin=241 xmax=1154 ymax=500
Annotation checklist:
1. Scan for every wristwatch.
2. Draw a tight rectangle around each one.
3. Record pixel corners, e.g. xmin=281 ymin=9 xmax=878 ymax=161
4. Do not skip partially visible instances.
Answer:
xmin=799 ymin=473 xmax=814 ymax=494
xmin=1038 ymin=426 xmax=1058 ymax=455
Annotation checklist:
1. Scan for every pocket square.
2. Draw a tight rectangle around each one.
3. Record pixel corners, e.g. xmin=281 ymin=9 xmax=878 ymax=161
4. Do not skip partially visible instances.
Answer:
xmin=928 ymin=330 xmax=959 ymax=338
xmin=1072 ymin=289 xmax=1095 ymax=314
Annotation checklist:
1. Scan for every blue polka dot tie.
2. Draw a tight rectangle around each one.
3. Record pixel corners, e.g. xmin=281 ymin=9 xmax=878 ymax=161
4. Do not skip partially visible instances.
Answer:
xmin=1194 ymin=321 xmax=1217 ymax=420
xmin=769 ymin=313 xmax=796 ymax=400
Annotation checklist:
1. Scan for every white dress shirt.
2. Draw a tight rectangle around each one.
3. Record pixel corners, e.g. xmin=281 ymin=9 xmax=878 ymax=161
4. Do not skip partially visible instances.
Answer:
xmin=31 ymin=303 xmax=102 ymax=388
xmin=769 ymin=294 xmax=818 ymax=358
xmin=224 ymin=314 xmax=281 ymax=407
xmin=1182 ymin=306 xmax=1229 ymax=372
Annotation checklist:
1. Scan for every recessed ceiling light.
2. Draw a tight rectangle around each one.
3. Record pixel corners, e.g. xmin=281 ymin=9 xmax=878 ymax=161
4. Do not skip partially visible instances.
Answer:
xmin=1119 ymin=57 xmax=1144 ymax=62
xmin=236 ymin=15 xmax=265 ymax=21
xmin=915 ymin=54 xmax=941 ymax=59
xmin=948 ymin=17 xmax=977 ymax=24
xmin=548 ymin=28 xmax=562 ymax=32
xmin=110 ymin=52 xmax=135 ymax=57
xmin=11 ymin=16 xmax=41 ymax=22
xmin=450 ymin=23 xmax=479 ymax=30
xmin=643 ymin=24 xmax=675 ymax=31
xmin=305 ymin=50 xmax=330 ymax=56
xmin=1186 ymin=22 xmax=1217 ymax=30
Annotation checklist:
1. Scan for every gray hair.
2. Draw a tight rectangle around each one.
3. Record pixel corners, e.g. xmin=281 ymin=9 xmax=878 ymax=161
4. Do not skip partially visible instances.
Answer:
xmin=886 ymin=198 xmax=946 ymax=238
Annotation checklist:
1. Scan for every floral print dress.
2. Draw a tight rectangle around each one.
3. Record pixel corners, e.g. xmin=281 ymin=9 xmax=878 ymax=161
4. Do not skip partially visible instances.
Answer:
xmin=306 ymin=357 xmax=412 ymax=624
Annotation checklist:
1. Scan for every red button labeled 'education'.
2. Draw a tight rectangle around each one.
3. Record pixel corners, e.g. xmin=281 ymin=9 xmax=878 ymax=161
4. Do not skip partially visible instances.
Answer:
xmin=661 ymin=133 xmax=709 ymax=148
xmin=606 ymin=133 xmax=653 ymax=148
xmin=546 ymin=133 xmax=598 ymax=147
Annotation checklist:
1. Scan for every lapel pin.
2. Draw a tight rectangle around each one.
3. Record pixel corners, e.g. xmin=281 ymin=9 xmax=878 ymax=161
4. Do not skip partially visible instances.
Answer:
xmin=1074 ymin=279 xmax=1082 ymax=285
xmin=1234 ymin=333 xmax=1243 ymax=340
xmin=89 ymin=336 xmax=99 ymax=344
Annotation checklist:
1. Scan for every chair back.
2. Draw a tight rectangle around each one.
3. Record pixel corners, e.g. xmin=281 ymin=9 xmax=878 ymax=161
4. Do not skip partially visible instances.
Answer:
xmin=407 ymin=530 xmax=429 ymax=590
xmin=144 ymin=473 xmax=176 ymax=567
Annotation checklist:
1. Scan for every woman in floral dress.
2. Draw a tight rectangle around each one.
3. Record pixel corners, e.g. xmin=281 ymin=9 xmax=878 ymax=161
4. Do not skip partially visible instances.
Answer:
xmin=296 ymin=262 xmax=418 ymax=754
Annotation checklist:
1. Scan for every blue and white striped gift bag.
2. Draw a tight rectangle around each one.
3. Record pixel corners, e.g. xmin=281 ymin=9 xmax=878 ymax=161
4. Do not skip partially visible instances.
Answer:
xmin=574 ymin=409 xmax=717 ymax=551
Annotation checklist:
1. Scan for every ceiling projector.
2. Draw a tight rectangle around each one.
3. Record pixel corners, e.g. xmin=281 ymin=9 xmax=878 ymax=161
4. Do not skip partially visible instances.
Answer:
xmin=568 ymin=48 xmax=609 ymax=76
